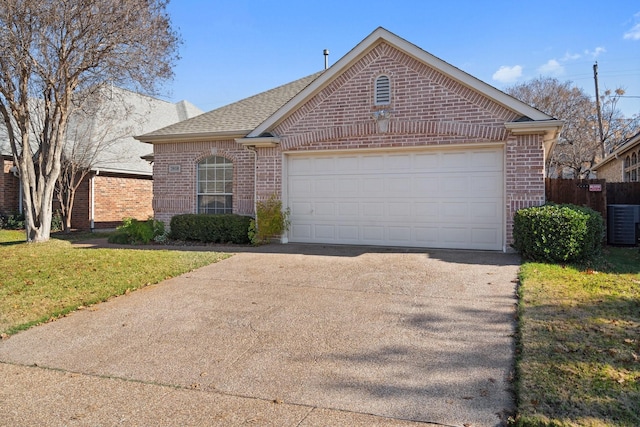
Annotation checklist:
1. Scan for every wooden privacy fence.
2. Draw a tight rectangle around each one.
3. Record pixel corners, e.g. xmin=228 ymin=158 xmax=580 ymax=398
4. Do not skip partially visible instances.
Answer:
xmin=545 ymin=179 xmax=608 ymax=220
xmin=545 ymin=179 xmax=640 ymax=242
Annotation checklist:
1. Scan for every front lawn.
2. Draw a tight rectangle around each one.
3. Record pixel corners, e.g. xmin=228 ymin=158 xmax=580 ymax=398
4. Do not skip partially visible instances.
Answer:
xmin=515 ymin=247 xmax=640 ymax=426
xmin=0 ymin=230 xmax=230 ymax=336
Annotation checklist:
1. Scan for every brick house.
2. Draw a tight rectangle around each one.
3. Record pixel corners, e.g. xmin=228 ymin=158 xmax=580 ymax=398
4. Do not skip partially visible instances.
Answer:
xmin=137 ymin=27 xmax=562 ymax=251
xmin=592 ymin=131 xmax=640 ymax=182
xmin=0 ymin=88 xmax=202 ymax=230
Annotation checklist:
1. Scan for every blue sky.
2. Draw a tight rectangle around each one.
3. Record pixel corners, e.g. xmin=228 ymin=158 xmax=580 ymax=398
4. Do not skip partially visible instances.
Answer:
xmin=163 ymin=1 xmax=640 ymax=117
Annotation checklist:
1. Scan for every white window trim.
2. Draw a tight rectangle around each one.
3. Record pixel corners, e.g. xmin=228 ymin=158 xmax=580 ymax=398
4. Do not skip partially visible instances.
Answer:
xmin=196 ymin=156 xmax=233 ymax=214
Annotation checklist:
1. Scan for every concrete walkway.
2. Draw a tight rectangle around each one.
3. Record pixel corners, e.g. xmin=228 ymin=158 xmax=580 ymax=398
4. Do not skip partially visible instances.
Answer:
xmin=0 ymin=244 xmax=520 ymax=426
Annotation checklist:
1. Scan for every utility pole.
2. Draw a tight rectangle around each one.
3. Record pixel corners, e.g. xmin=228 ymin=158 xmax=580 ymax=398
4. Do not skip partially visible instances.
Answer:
xmin=593 ymin=62 xmax=605 ymax=158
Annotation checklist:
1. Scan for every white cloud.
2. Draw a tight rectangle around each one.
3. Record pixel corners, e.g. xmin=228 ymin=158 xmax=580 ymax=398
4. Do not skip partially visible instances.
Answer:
xmin=538 ymin=59 xmax=565 ymax=76
xmin=624 ymin=23 xmax=640 ymax=40
xmin=492 ymin=65 xmax=523 ymax=84
xmin=561 ymin=52 xmax=581 ymax=61
xmin=584 ymin=47 xmax=606 ymax=59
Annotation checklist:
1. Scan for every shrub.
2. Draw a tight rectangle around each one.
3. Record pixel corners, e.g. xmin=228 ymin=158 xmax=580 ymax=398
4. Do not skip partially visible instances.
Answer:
xmin=108 ymin=217 xmax=165 ymax=245
xmin=0 ymin=213 xmax=25 ymax=230
xmin=169 ymin=214 xmax=251 ymax=244
xmin=51 ymin=210 xmax=62 ymax=232
xmin=249 ymin=194 xmax=290 ymax=245
xmin=512 ymin=204 xmax=604 ymax=263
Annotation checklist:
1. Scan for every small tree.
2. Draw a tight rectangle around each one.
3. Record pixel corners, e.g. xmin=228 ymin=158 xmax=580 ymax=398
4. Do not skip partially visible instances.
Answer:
xmin=249 ymin=194 xmax=291 ymax=245
xmin=0 ymin=0 xmax=179 ymax=242
xmin=55 ymin=87 xmax=146 ymax=232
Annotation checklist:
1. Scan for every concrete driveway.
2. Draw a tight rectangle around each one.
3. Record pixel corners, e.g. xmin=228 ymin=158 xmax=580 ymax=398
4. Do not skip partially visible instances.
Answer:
xmin=0 ymin=244 xmax=520 ymax=426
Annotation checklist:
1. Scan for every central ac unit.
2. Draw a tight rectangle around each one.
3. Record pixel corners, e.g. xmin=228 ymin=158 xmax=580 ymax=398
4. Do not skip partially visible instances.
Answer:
xmin=607 ymin=205 xmax=640 ymax=246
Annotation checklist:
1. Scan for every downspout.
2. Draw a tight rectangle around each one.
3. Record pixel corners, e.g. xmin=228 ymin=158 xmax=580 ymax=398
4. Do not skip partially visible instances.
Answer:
xmin=90 ymin=169 xmax=99 ymax=231
xmin=10 ymin=165 xmax=22 ymax=214
xmin=244 ymin=146 xmax=258 ymax=219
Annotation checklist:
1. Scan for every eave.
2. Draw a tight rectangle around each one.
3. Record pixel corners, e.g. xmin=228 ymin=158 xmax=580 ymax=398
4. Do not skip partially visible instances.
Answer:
xmin=235 ymin=136 xmax=281 ymax=148
xmin=134 ymin=130 xmax=251 ymax=144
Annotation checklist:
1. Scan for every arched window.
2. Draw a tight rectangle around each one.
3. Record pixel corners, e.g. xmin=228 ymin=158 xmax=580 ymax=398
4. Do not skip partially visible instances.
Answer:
xmin=197 ymin=156 xmax=233 ymax=214
xmin=374 ymin=74 xmax=391 ymax=105
xmin=632 ymin=152 xmax=638 ymax=165
xmin=624 ymin=156 xmax=631 ymax=168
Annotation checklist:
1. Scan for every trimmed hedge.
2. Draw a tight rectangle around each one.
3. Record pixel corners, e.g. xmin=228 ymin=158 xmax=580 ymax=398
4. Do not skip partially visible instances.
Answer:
xmin=169 ymin=214 xmax=252 ymax=244
xmin=512 ymin=204 xmax=604 ymax=263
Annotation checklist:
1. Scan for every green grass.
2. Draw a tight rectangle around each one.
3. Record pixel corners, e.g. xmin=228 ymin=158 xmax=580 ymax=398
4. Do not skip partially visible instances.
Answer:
xmin=0 ymin=230 xmax=230 ymax=336
xmin=515 ymin=247 xmax=640 ymax=427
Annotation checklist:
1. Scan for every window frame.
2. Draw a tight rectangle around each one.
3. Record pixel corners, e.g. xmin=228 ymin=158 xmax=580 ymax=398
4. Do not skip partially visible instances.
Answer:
xmin=623 ymin=150 xmax=640 ymax=182
xmin=196 ymin=155 xmax=233 ymax=214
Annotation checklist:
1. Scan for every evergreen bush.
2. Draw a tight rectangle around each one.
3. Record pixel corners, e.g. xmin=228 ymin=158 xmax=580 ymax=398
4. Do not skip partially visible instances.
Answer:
xmin=512 ymin=204 xmax=604 ymax=263
xmin=169 ymin=214 xmax=251 ymax=244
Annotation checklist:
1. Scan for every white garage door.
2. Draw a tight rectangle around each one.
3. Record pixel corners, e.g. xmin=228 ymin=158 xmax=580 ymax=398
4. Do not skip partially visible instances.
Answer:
xmin=286 ymin=147 xmax=504 ymax=250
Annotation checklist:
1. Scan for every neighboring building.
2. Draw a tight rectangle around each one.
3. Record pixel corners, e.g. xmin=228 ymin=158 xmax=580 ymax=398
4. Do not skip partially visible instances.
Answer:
xmin=0 ymin=88 xmax=203 ymax=229
xmin=592 ymin=131 xmax=640 ymax=182
xmin=0 ymin=155 xmax=20 ymax=216
xmin=137 ymin=27 xmax=562 ymax=251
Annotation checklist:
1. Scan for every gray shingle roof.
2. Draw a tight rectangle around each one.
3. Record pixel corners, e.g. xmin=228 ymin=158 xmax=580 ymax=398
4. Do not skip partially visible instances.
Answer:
xmin=136 ymin=72 xmax=323 ymax=142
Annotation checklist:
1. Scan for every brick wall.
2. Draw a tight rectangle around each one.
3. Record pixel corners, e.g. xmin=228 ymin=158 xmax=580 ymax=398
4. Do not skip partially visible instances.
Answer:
xmin=595 ymin=160 xmax=623 ymax=182
xmin=92 ymin=174 xmax=153 ymax=229
xmin=150 ymin=41 xmax=547 ymax=247
xmin=1 ymin=159 xmax=20 ymax=215
xmin=152 ymin=141 xmax=255 ymax=226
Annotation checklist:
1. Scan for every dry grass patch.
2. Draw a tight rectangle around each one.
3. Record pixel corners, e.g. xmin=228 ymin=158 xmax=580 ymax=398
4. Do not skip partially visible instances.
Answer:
xmin=515 ymin=247 xmax=640 ymax=426
xmin=0 ymin=231 xmax=230 ymax=336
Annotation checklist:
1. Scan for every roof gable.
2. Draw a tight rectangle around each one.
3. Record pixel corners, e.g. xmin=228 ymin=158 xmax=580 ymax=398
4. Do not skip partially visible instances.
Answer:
xmin=249 ymin=27 xmax=553 ymax=138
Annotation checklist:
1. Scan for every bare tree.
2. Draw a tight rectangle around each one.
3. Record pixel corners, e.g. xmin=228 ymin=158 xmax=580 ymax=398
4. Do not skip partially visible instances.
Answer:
xmin=0 ymin=0 xmax=178 ymax=242
xmin=56 ymin=87 xmax=145 ymax=232
xmin=506 ymin=77 xmax=639 ymax=178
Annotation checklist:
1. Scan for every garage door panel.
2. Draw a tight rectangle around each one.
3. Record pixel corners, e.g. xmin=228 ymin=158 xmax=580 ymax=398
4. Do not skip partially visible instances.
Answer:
xmin=361 ymin=177 xmax=383 ymax=194
xmin=388 ymin=226 xmax=412 ymax=242
xmin=338 ymin=202 xmax=359 ymax=216
xmin=338 ymin=225 xmax=359 ymax=240
xmin=471 ymin=202 xmax=500 ymax=222
xmin=335 ymin=156 xmax=358 ymax=171
xmin=384 ymin=177 xmax=412 ymax=195
xmin=413 ymin=152 xmax=440 ymax=169
xmin=287 ymin=148 xmax=503 ymax=250
xmin=314 ymin=202 xmax=335 ymax=216
xmin=291 ymin=202 xmax=312 ymax=216
xmin=471 ymin=174 xmax=502 ymax=195
xmin=442 ymin=176 xmax=469 ymax=194
xmin=388 ymin=154 xmax=412 ymax=170
xmin=471 ymin=150 xmax=502 ymax=169
xmin=314 ymin=178 xmax=335 ymax=194
xmin=363 ymin=202 xmax=384 ymax=217
xmin=362 ymin=226 xmax=384 ymax=241
xmin=413 ymin=176 xmax=443 ymax=195
xmin=290 ymin=223 xmax=312 ymax=239
xmin=472 ymin=228 xmax=499 ymax=245
xmin=361 ymin=155 xmax=385 ymax=170
xmin=441 ymin=227 xmax=470 ymax=244
xmin=315 ymin=225 xmax=336 ymax=239
xmin=389 ymin=202 xmax=411 ymax=217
